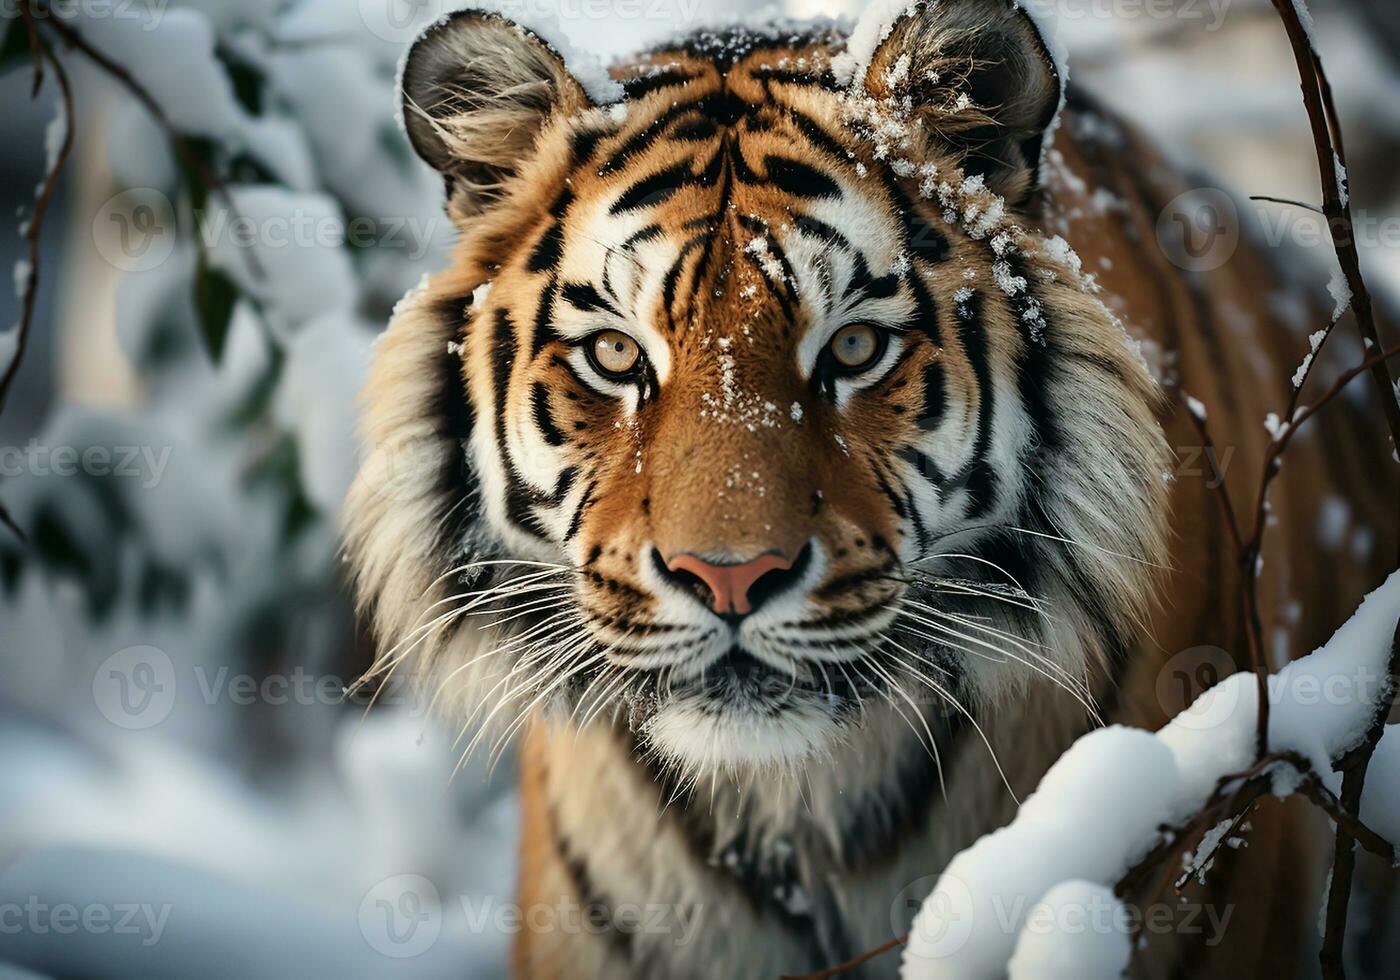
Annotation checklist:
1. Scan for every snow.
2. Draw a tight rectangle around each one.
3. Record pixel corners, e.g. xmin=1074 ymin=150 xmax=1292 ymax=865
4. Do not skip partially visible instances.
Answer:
xmin=203 ymin=186 xmax=359 ymax=334
xmin=830 ymin=0 xmax=1069 ymax=164
xmin=903 ymin=571 xmax=1400 ymax=979
xmin=42 ymin=111 xmax=66 ymax=174
xmin=1292 ymin=328 xmax=1328 ymax=389
xmin=0 ymin=328 xmax=15 ymax=375
xmin=830 ymin=0 xmax=919 ymax=87
xmin=1333 ymin=151 xmax=1349 ymax=207
xmin=1327 ymin=268 xmax=1352 ymax=320
xmin=1006 ymin=882 xmax=1131 ymax=980
xmin=903 ymin=727 xmax=1178 ymax=978
xmin=399 ymin=3 xmax=623 ymax=108
xmin=273 ymin=315 xmax=374 ymax=513
xmin=12 ymin=257 xmax=31 ymax=305
xmin=79 ymin=9 xmax=247 ymax=140
xmin=1360 ymin=727 xmax=1400 ymax=854
xmin=1185 ymin=394 xmax=1208 ymax=421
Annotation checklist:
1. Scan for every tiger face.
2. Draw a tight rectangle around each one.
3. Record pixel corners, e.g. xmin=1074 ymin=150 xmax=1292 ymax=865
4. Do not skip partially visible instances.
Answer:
xmin=346 ymin=1 xmax=1171 ymax=776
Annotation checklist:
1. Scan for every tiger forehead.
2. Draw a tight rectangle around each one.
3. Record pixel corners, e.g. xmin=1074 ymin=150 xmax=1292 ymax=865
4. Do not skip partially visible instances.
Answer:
xmin=576 ymin=39 xmax=859 ymax=203
xmin=526 ymin=44 xmax=918 ymax=337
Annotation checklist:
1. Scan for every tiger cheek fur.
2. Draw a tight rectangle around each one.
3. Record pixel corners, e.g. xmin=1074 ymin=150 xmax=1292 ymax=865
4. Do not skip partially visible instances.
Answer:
xmin=327 ymin=3 xmax=1395 ymax=977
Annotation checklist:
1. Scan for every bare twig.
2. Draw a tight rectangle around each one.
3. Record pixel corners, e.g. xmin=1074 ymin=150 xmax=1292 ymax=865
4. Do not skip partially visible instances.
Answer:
xmin=1320 ymin=621 xmax=1400 ymax=978
xmin=0 ymin=8 xmax=77 ymax=544
xmin=20 ymin=0 xmax=264 ymax=281
xmin=1249 ymin=194 xmax=1324 ymax=214
xmin=1267 ymin=0 xmax=1400 ymax=508
xmin=780 ymin=935 xmax=907 ymax=980
xmin=1180 ymin=398 xmax=1271 ymax=758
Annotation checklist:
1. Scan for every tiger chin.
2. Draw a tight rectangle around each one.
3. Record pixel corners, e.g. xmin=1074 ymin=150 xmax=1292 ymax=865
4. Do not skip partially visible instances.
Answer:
xmin=344 ymin=2 xmax=1382 ymax=977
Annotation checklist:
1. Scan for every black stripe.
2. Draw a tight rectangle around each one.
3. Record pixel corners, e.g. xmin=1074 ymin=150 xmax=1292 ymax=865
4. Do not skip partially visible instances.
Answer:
xmin=610 ymin=160 xmax=693 ymax=214
xmin=764 ymin=155 xmax=840 ymax=199
xmin=918 ymin=360 xmax=947 ymax=432
xmin=951 ymin=292 xmax=998 ymax=519
xmin=784 ymin=107 xmax=853 ymax=165
xmin=569 ymin=127 xmax=605 ymax=168
xmin=750 ymin=66 xmax=840 ymax=90
xmin=564 ymin=479 xmax=597 ymax=541
xmin=531 ymin=281 xmax=559 ymax=358
xmin=491 ymin=309 xmax=547 ymax=538
xmin=873 ymin=461 xmax=908 ymax=519
xmin=599 ymin=92 xmax=746 ymax=177
xmin=531 ymin=382 xmax=565 ymax=446
xmin=736 ymin=214 xmax=798 ymax=317
xmin=792 ymin=214 xmax=851 ymax=251
xmin=621 ymin=68 xmax=697 ymax=99
xmin=671 ymin=116 xmax=717 ymax=141
xmin=881 ymin=175 xmax=951 ymax=265
xmin=544 ymin=797 xmax=637 ymax=959
xmin=896 ymin=444 xmax=948 ymax=489
xmin=427 ymin=300 xmax=480 ymax=570
xmin=1005 ymin=255 xmax=1064 ymax=466
xmin=661 ymin=235 xmax=707 ymax=333
xmin=623 ymin=224 xmax=664 ymax=249
xmin=527 ymin=187 xmax=573 ymax=273
xmin=560 ymin=281 xmax=617 ymax=316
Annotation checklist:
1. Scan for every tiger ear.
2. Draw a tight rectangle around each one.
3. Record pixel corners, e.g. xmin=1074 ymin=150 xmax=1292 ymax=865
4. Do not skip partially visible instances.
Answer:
xmin=399 ymin=10 xmax=597 ymax=214
xmin=852 ymin=0 xmax=1064 ymax=204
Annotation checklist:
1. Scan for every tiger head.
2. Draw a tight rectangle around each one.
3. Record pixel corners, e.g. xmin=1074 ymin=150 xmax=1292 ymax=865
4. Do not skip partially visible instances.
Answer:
xmin=345 ymin=0 xmax=1170 ymax=777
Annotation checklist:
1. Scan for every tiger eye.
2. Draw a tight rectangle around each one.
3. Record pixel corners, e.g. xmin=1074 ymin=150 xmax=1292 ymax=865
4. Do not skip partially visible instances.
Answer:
xmin=829 ymin=324 xmax=881 ymax=370
xmin=591 ymin=330 xmax=641 ymax=377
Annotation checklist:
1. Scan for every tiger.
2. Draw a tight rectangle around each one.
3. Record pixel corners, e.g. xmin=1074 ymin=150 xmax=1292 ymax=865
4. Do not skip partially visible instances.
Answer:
xmin=343 ymin=1 xmax=1396 ymax=977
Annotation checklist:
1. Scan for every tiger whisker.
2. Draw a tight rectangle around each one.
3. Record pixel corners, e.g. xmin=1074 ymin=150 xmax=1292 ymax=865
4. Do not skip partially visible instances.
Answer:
xmin=879 ymin=637 xmax=1020 ymax=804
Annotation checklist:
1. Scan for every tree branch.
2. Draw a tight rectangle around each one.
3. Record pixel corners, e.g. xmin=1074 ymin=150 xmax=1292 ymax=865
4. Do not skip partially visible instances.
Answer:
xmin=1267 ymin=0 xmax=1400 ymax=518
xmin=0 ymin=8 xmax=77 ymax=544
xmin=780 ymin=935 xmax=907 ymax=980
xmin=1319 ymin=620 xmax=1400 ymax=978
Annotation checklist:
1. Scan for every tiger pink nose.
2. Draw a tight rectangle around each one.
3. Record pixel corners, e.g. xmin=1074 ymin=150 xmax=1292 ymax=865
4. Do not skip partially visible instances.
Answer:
xmin=665 ymin=553 xmax=793 ymax=616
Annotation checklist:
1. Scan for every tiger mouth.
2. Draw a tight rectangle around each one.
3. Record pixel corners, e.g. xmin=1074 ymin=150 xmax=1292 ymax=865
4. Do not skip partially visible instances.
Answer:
xmin=661 ymin=646 xmax=863 ymax=708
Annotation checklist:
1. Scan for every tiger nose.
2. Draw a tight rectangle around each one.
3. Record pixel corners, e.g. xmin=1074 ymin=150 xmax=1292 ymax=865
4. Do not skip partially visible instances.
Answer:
xmin=663 ymin=552 xmax=795 ymax=617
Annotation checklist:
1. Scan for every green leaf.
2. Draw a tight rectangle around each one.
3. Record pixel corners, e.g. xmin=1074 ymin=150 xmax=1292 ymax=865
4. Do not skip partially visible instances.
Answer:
xmin=194 ymin=264 xmax=238 ymax=362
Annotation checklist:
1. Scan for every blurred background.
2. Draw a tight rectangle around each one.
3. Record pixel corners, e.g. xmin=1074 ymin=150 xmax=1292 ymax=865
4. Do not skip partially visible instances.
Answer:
xmin=0 ymin=0 xmax=1396 ymax=976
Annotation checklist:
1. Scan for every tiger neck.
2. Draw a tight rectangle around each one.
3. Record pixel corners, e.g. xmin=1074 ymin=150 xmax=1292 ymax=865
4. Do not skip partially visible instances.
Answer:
xmin=516 ymin=693 xmax=1091 ymax=976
